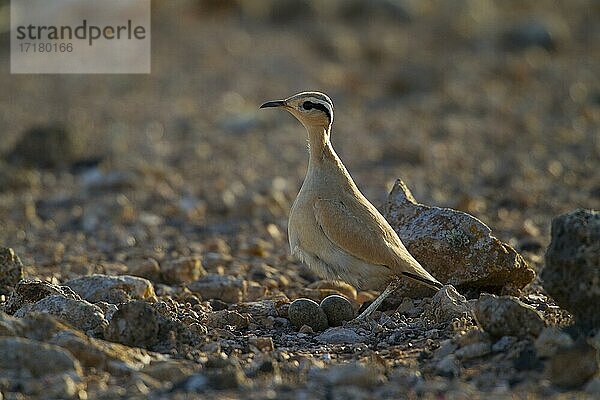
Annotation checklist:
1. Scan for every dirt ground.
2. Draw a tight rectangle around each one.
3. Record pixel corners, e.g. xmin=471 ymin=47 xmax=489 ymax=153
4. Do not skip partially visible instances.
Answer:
xmin=0 ymin=1 xmax=599 ymax=399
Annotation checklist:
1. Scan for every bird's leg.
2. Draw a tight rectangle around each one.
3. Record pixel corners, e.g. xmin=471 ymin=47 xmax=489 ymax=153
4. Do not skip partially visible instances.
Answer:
xmin=355 ymin=278 xmax=401 ymax=320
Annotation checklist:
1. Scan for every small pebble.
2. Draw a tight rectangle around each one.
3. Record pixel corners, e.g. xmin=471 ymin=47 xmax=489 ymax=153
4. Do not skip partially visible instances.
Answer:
xmin=248 ymin=336 xmax=274 ymax=352
xmin=299 ymin=325 xmax=314 ymax=334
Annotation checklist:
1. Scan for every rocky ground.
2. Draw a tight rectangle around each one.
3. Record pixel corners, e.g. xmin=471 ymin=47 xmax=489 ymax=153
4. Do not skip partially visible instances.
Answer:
xmin=0 ymin=1 xmax=599 ymax=399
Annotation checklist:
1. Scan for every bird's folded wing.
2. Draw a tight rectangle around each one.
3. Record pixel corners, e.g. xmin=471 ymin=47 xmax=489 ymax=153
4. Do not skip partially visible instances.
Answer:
xmin=313 ymin=197 xmax=402 ymax=268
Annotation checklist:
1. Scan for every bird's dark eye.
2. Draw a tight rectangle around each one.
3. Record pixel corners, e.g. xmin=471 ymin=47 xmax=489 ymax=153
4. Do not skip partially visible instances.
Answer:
xmin=302 ymin=101 xmax=313 ymax=110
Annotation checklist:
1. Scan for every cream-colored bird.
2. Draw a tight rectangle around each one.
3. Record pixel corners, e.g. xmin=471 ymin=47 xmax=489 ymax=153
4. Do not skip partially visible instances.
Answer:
xmin=261 ymin=91 xmax=442 ymax=319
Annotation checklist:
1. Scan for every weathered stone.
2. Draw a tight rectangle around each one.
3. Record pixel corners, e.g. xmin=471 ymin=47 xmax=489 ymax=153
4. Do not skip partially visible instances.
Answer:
xmin=187 ymin=274 xmax=246 ymax=303
xmin=174 ymin=373 xmax=210 ymax=392
xmin=320 ymin=295 xmax=355 ymax=326
xmin=585 ymin=378 xmax=600 ymax=395
xmin=0 ymin=336 xmax=82 ymax=378
xmin=546 ymin=342 xmax=598 ymax=388
xmin=435 ymin=354 xmax=460 ymax=377
xmin=248 ymin=336 xmax=274 ymax=351
xmin=0 ymin=310 xmax=71 ymax=342
xmin=316 ymin=327 xmax=365 ymax=344
xmin=206 ymin=310 xmax=249 ymax=329
xmin=245 ymin=280 xmax=267 ymax=301
xmin=3 ymin=279 xmax=81 ymax=315
xmin=492 ymin=336 xmax=518 ymax=353
xmin=288 ymin=298 xmax=329 ymax=332
xmin=0 ymin=247 xmax=24 ymax=295
xmin=315 ymin=362 xmax=386 ymax=388
xmin=203 ymin=361 xmax=249 ymax=390
xmin=455 ymin=342 xmax=491 ymax=360
xmin=7 ymin=124 xmax=81 ymax=168
xmin=0 ymin=311 xmax=150 ymax=387
xmin=395 ymin=298 xmax=421 ymax=316
xmin=423 ymin=285 xmax=470 ymax=323
xmin=456 ymin=329 xmax=490 ymax=347
xmin=142 ymin=359 xmax=198 ymax=383
xmin=14 ymin=295 xmax=108 ymax=336
xmin=161 ymin=256 xmax=206 ymax=284
xmin=64 ymin=274 xmax=155 ymax=304
xmin=128 ymin=257 xmax=162 ymax=282
xmin=384 ymin=180 xmax=534 ymax=298
xmin=106 ymin=300 xmax=161 ymax=348
xmin=543 ymin=209 xmax=600 ymax=331
xmin=474 ymin=294 xmax=545 ymax=338
xmin=232 ymin=300 xmax=282 ymax=327
xmin=513 ymin=345 xmax=543 ymax=372
xmin=106 ymin=300 xmax=204 ymax=353
xmin=21 ymin=372 xmax=84 ymax=399
xmin=49 ymin=329 xmax=159 ymax=374
xmin=433 ymin=339 xmax=458 ymax=359
xmin=534 ymin=327 xmax=574 ymax=358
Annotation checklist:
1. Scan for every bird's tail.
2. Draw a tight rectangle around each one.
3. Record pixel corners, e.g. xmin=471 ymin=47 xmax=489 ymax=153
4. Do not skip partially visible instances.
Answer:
xmin=401 ymin=271 xmax=443 ymax=290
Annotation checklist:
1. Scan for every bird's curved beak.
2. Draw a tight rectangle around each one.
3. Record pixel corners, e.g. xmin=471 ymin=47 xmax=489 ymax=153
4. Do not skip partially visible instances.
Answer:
xmin=260 ymin=100 xmax=287 ymax=109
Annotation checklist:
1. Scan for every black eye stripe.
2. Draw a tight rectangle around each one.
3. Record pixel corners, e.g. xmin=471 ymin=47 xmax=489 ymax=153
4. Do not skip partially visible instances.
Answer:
xmin=301 ymin=101 xmax=332 ymax=122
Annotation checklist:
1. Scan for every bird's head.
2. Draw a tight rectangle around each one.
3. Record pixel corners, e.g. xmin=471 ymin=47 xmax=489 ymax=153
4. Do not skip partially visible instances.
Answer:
xmin=260 ymin=91 xmax=333 ymax=130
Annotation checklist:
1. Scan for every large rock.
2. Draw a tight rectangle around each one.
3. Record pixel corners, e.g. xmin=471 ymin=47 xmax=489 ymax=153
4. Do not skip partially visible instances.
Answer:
xmin=106 ymin=300 xmax=204 ymax=352
xmin=474 ymin=294 xmax=545 ymax=338
xmin=546 ymin=342 xmax=598 ymax=389
xmin=0 ymin=310 xmax=72 ymax=341
xmin=0 ymin=337 xmax=84 ymax=398
xmin=49 ymin=329 xmax=159 ymax=374
xmin=106 ymin=300 xmax=161 ymax=349
xmin=534 ymin=327 xmax=574 ymax=358
xmin=0 ymin=247 xmax=24 ymax=295
xmin=14 ymin=295 xmax=108 ymax=336
xmin=0 ymin=336 xmax=82 ymax=378
xmin=543 ymin=209 xmax=600 ymax=331
xmin=7 ymin=124 xmax=82 ymax=169
xmin=3 ymin=279 xmax=81 ymax=314
xmin=64 ymin=274 xmax=156 ymax=304
xmin=0 ymin=310 xmax=158 ymax=375
xmin=384 ymin=180 xmax=534 ymax=298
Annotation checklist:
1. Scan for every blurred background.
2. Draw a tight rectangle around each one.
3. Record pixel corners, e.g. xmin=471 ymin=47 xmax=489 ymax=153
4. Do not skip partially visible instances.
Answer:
xmin=0 ymin=0 xmax=598 ymax=275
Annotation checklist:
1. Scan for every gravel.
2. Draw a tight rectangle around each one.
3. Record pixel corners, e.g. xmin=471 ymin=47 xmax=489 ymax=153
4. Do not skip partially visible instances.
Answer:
xmin=0 ymin=0 xmax=598 ymax=398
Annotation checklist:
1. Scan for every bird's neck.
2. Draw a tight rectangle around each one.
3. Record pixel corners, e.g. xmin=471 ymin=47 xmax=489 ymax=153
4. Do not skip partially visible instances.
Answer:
xmin=306 ymin=125 xmax=354 ymax=187
xmin=306 ymin=125 xmax=334 ymax=163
